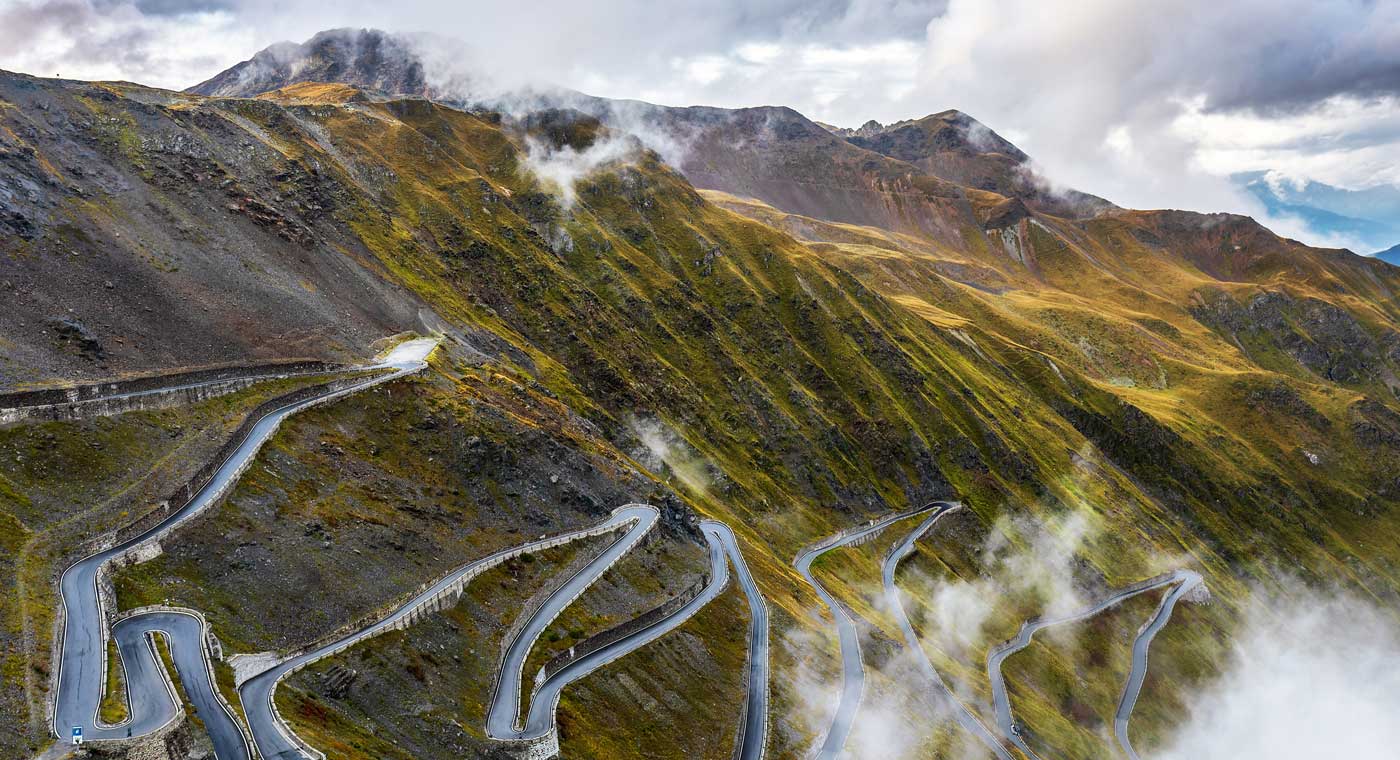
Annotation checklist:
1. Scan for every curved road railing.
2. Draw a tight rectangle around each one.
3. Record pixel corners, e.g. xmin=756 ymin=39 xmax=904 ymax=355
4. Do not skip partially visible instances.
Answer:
xmin=517 ymin=521 xmax=771 ymax=759
xmin=486 ymin=506 xmax=661 ymax=740
xmin=49 ymin=338 xmax=438 ymax=760
xmin=507 ymin=520 xmax=731 ymax=741
xmin=793 ymin=504 xmax=939 ymax=760
xmin=985 ymin=569 xmax=1203 ymax=760
xmin=881 ymin=503 xmax=1013 ymax=760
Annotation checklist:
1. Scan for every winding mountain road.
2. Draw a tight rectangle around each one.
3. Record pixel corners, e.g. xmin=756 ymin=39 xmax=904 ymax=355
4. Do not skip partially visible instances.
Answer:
xmin=793 ymin=505 xmax=938 ymax=760
xmin=508 ymin=520 xmax=733 ymax=740
xmin=881 ymin=503 xmax=1013 ymax=760
xmin=245 ymin=511 xmax=771 ymax=758
xmin=49 ymin=335 xmax=778 ymax=760
xmin=1114 ymin=570 xmax=1203 ymax=760
xmin=986 ymin=569 xmax=1203 ymax=760
xmin=107 ymin=610 xmax=247 ymax=759
xmin=519 ymin=521 xmax=771 ymax=758
xmin=50 ymin=338 xmax=437 ymax=759
xmin=490 ymin=518 xmax=773 ymax=753
xmin=242 ymin=505 xmax=656 ymax=759
xmin=486 ymin=505 xmax=663 ymax=740
xmin=711 ymin=521 xmax=770 ymax=760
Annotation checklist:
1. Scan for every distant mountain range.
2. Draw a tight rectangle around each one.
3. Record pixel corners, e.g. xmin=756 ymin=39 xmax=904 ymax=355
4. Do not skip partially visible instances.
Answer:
xmin=1236 ymin=170 xmax=1400 ymax=255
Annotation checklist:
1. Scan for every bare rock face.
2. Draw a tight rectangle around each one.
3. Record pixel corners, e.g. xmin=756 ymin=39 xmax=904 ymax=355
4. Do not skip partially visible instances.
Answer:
xmin=46 ymin=317 xmax=105 ymax=362
xmin=1184 ymin=582 xmax=1213 ymax=605
xmin=1190 ymin=286 xmax=1398 ymax=384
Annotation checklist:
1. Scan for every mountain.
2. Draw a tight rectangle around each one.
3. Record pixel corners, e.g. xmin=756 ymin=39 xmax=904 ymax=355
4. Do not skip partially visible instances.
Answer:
xmin=0 ymin=73 xmax=428 ymax=384
xmin=184 ymin=31 xmax=1111 ymax=230
xmin=833 ymin=110 xmax=1115 ymax=217
xmin=4 ymin=30 xmax=1400 ymax=760
xmin=1237 ymin=170 xmax=1400 ymax=251
xmin=188 ymin=28 xmax=434 ymax=99
xmin=1377 ymin=243 xmax=1400 ymax=266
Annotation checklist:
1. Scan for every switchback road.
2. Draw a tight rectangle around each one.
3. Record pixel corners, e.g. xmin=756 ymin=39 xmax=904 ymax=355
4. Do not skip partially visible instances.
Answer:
xmin=986 ymin=569 xmax=1203 ymax=760
xmin=50 ymin=338 xmax=436 ymax=759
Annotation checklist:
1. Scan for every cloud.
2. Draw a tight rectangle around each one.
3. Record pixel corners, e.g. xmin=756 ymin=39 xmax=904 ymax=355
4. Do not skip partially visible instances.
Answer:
xmin=1158 ymin=585 xmax=1400 ymax=760
xmin=777 ymin=616 xmax=841 ymax=750
xmin=898 ymin=507 xmax=1097 ymax=703
xmin=843 ymin=641 xmax=947 ymax=760
xmin=897 ymin=0 xmax=1400 ymax=237
xmin=0 ymin=0 xmax=254 ymax=88
xmin=520 ymin=132 xmax=639 ymax=209
xmin=627 ymin=416 xmax=714 ymax=495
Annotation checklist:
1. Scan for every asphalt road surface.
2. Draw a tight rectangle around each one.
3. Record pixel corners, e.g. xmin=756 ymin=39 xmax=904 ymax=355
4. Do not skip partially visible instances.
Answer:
xmin=512 ymin=520 xmax=733 ymax=740
xmin=242 ymin=504 xmax=657 ymax=759
xmin=707 ymin=520 xmax=770 ymax=760
xmin=51 ymin=338 xmax=436 ymax=759
xmin=485 ymin=505 xmax=659 ymax=739
xmin=247 ymin=509 xmax=772 ymax=758
xmin=1114 ymin=570 xmax=1203 ymax=760
xmin=108 ymin=611 xmax=248 ymax=759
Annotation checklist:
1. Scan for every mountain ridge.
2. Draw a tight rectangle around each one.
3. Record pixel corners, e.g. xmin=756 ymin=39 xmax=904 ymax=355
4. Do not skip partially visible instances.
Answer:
xmin=188 ymin=27 xmax=433 ymax=100
xmin=185 ymin=29 xmax=1120 ymax=224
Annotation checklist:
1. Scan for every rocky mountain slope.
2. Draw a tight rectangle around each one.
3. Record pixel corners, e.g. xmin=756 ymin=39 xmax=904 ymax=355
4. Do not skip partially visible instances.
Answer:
xmin=3 ymin=29 xmax=1400 ymax=760
xmin=0 ymin=72 xmax=425 ymax=385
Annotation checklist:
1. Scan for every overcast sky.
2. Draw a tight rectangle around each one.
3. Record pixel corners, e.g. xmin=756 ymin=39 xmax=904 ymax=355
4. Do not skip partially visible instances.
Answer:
xmin=4 ymin=0 xmax=1400 ymax=250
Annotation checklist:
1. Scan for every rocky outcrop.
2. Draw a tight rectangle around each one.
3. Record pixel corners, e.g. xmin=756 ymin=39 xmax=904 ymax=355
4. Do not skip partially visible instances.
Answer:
xmin=1190 ymin=286 xmax=1398 ymax=384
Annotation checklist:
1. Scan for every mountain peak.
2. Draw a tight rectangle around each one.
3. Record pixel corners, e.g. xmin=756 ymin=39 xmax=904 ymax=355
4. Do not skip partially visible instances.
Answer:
xmin=187 ymin=27 xmax=430 ymax=99
xmin=846 ymin=109 xmax=1028 ymax=163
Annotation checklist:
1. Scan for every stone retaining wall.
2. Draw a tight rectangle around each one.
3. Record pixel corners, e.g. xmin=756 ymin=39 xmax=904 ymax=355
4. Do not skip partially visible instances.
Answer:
xmin=0 ymin=360 xmax=341 ymax=425
xmin=71 ymin=711 xmax=195 ymax=760
xmin=102 ymin=371 xmax=386 ymax=556
xmin=484 ymin=514 xmax=656 ymax=758
xmin=537 ymin=573 xmax=710 ymax=683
